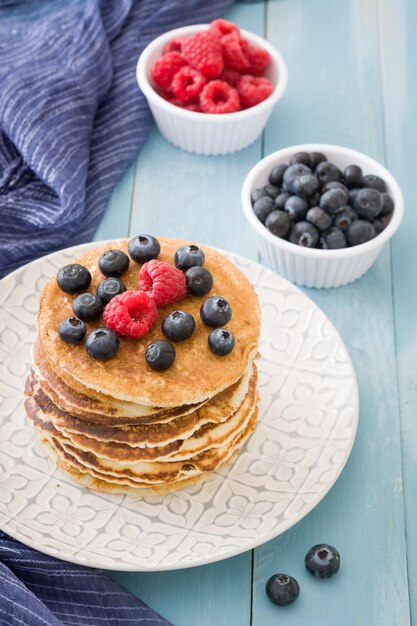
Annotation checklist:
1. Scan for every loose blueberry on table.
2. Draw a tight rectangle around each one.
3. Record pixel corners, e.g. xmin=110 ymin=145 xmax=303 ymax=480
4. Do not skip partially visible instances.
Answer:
xmin=251 ymin=152 xmax=395 ymax=249
xmin=305 ymin=544 xmax=341 ymax=578
xmin=265 ymin=573 xmax=300 ymax=606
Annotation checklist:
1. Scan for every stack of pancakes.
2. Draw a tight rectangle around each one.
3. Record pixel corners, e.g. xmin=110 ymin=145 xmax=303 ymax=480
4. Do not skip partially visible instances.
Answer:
xmin=25 ymin=238 xmax=260 ymax=494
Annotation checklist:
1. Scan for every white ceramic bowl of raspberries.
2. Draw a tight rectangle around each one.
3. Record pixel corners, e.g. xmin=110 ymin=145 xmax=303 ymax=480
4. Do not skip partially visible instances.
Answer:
xmin=241 ymin=144 xmax=404 ymax=288
xmin=136 ymin=19 xmax=288 ymax=156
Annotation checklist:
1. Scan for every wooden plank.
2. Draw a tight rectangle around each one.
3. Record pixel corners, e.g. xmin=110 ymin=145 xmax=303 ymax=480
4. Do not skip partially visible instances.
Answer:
xmin=109 ymin=4 xmax=265 ymax=626
xmin=94 ymin=164 xmax=135 ymax=241
xmin=377 ymin=0 xmax=417 ymax=620
xmin=251 ymin=0 xmax=410 ymax=624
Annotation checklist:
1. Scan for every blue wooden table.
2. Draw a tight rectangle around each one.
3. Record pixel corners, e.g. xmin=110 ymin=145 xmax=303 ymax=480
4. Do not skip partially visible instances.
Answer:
xmin=95 ymin=1 xmax=415 ymax=624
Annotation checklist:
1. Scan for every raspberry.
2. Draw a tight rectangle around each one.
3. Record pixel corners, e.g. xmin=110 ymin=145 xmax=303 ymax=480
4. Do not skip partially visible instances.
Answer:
xmin=237 ymin=74 xmax=273 ymax=108
xmin=103 ymin=291 xmax=158 ymax=339
xmin=247 ymin=46 xmax=271 ymax=76
xmin=183 ymin=102 xmax=201 ymax=112
xmin=220 ymin=68 xmax=241 ymax=88
xmin=139 ymin=260 xmax=187 ymax=307
xmin=182 ymin=32 xmax=223 ymax=79
xmin=221 ymin=34 xmax=250 ymax=72
xmin=163 ymin=37 xmax=187 ymax=55
xmin=171 ymin=66 xmax=207 ymax=103
xmin=200 ymin=80 xmax=240 ymax=114
xmin=209 ymin=18 xmax=240 ymax=39
xmin=151 ymin=52 xmax=187 ymax=90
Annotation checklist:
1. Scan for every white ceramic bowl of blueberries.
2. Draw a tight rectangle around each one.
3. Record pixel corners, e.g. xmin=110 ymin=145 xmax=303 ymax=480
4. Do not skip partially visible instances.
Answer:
xmin=241 ymin=144 xmax=404 ymax=288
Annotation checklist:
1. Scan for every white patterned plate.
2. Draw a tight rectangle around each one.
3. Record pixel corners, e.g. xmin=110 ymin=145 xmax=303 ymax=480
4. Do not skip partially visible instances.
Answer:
xmin=0 ymin=242 xmax=358 ymax=571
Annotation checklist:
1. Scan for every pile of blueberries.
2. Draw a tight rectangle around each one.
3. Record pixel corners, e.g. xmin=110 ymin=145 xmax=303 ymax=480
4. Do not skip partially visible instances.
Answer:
xmin=266 ymin=543 xmax=340 ymax=607
xmin=251 ymin=151 xmax=395 ymax=249
xmin=56 ymin=235 xmax=235 ymax=369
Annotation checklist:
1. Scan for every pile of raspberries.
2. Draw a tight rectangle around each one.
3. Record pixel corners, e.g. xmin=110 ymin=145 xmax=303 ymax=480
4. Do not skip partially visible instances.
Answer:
xmin=151 ymin=19 xmax=273 ymax=114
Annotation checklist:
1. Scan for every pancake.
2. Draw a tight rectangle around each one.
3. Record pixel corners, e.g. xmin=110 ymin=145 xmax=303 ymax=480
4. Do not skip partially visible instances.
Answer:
xmin=30 ymin=367 xmax=253 ymax=448
xmin=47 ymin=409 xmax=258 ymax=490
xmin=33 ymin=339 xmax=207 ymax=424
xmin=26 ymin=369 xmax=257 ymax=463
xmin=38 ymin=238 xmax=260 ymax=407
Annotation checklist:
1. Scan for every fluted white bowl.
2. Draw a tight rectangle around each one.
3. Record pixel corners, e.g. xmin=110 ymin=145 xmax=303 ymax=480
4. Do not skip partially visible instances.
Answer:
xmin=137 ymin=24 xmax=288 ymax=156
xmin=241 ymin=144 xmax=404 ymax=288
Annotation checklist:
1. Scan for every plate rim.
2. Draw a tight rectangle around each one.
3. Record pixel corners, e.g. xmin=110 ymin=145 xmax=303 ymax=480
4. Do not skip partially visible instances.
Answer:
xmin=0 ymin=239 xmax=359 ymax=571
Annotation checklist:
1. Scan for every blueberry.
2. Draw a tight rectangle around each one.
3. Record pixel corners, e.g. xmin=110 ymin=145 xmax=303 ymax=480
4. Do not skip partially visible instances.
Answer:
xmin=310 ymin=151 xmax=327 ymax=168
xmin=380 ymin=214 xmax=392 ymax=228
xmin=145 ymin=339 xmax=176 ymax=371
xmin=274 ymin=191 xmax=291 ymax=211
xmin=306 ymin=207 xmax=332 ymax=232
xmin=309 ymin=191 xmax=321 ymax=207
xmin=332 ymin=206 xmax=358 ymax=231
xmin=284 ymin=195 xmax=309 ymax=221
xmin=305 ymin=544 xmax=340 ymax=578
xmin=96 ymin=277 xmax=126 ymax=305
xmin=175 ymin=244 xmax=205 ymax=271
xmin=208 ymin=328 xmax=235 ymax=356
xmin=72 ymin=293 xmax=103 ymax=322
xmin=343 ymin=164 xmax=363 ymax=188
xmin=185 ymin=266 xmax=213 ymax=296
xmin=289 ymin=221 xmax=319 ymax=248
xmin=268 ymin=163 xmax=288 ymax=186
xmin=349 ymin=188 xmax=362 ymax=204
xmin=57 ymin=264 xmax=92 ymax=294
xmin=263 ymin=184 xmax=280 ymax=198
xmin=322 ymin=181 xmax=349 ymax=195
xmin=282 ymin=163 xmax=312 ymax=194
xmin=353 ymin=188 xmax=383 ymax=219
xmin=265 ymin=210 xmax=291 ymax=238
xmin=320 ymin=226 xmax=347 ymax=249
xmin=253 ymin=196 xmax=275 ymax=224
xmin=58 ymin=317 xmax=87 ymax=345
xmin=85 ymin=328 xmax=119 ymax=360
xmin=128 ymin=234 xmax=160 ymax=263
xmin=162 ymin=311 xmax=195 ymax=342
xmin=292 ymin=174 xmax=320 ymax=198
xmin=98 ymin=249 xmax=129 ymax=277
xmin=200 ymin=296 xmax=232 ymax=328
xmin=380 ymin=192 xmax=394 ymax=217
xmin=319 ymin=188 xmax=350 ymax=213
xmin=372 ymin=219 xmax=385 ymax=235
xmin=251 ymin=187 xmax=267 ymax=203
xmin=265 ymin=574 xmax=300 ymax=606
xmin=362 ymin=174 xmax=387 ymax=193
xmin=315 ymin=161 xmax=341 ymax=185
xmin=290 ymin=151 xmax=312 ymax=167
xmin=346 ymin=220 xmax=376 ymax=246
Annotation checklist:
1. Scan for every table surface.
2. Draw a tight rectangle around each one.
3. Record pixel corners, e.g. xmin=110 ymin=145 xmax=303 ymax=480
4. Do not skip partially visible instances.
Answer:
xmin=94 ymin=1 xmax=416 ymax=624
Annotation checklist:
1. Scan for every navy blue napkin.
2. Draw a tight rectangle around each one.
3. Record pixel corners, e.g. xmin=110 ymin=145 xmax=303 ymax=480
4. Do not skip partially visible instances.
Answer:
xmin=0 ymin=531 xmax=172 ymax=625
xmin=0 ymin=0 xmax=234 ymax=278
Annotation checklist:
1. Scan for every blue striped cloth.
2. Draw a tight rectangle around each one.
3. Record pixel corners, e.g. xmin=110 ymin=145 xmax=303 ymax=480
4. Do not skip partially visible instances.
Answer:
xmin=0 ymin=0 xmax=234 ymax=278
xmin=0 ymin=531 xmax=171 ymax=626
xmin=0 ymin=1 xmax=237 ymax=624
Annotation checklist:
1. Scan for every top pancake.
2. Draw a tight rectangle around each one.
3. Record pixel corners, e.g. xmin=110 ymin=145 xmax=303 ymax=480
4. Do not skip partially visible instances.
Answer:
xmin=38 ymin=238 xmax=260 ymax=407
